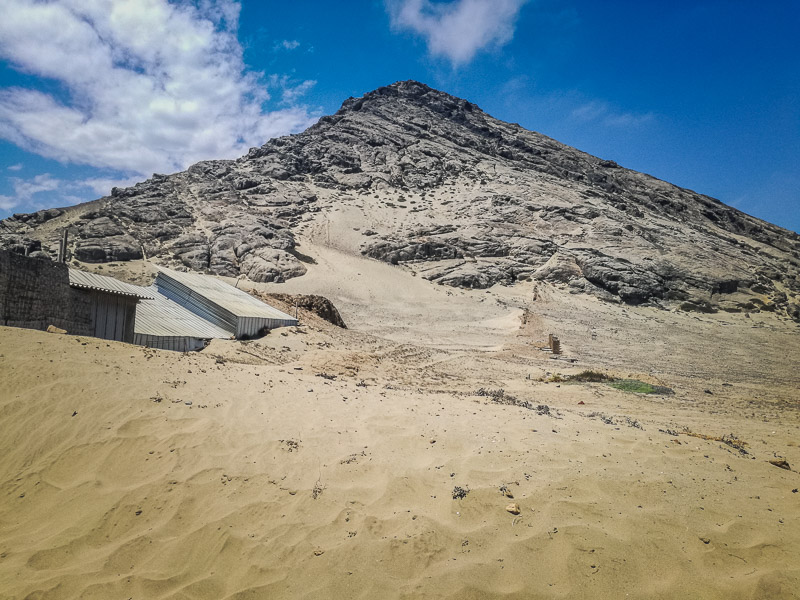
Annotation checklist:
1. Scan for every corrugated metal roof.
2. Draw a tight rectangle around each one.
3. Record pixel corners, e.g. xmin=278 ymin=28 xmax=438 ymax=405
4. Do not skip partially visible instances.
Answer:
xmin=155 ymin=267 xmax=298 ymax=321
xmin=133 ymin=286 xmax=232 ymax=339
xmin=68 ymin=269 xmax=154 ymax=299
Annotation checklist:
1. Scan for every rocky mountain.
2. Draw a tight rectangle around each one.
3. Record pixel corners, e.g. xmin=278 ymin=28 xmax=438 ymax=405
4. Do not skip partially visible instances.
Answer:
xmin=2 ymin=80 xmax=799 ymax=320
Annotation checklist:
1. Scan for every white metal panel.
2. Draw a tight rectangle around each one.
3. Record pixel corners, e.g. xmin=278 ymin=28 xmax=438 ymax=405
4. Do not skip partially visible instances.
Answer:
xmin=134 ymin=286 xmax=232 ymax=339
xmin=69 ymin=269 xmax=153 ymax=298
xmin=156 ymin=267 xmax=298 ymax=323
xmin=134 ymin=334 xmax=207 ymax=352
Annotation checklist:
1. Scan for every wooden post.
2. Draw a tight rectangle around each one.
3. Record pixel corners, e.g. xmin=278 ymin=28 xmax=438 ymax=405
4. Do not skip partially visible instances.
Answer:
xmin=57 ymin=229 xmax=68 ymax=263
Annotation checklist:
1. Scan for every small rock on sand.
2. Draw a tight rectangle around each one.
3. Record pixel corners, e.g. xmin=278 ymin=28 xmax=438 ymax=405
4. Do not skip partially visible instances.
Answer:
xmin=506 ymin=503 xmax=520 ymax=515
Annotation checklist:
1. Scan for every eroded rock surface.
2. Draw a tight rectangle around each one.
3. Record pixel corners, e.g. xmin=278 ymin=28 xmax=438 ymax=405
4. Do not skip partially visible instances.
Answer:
xmin=2 ymin=80 xmax=799 ymax=318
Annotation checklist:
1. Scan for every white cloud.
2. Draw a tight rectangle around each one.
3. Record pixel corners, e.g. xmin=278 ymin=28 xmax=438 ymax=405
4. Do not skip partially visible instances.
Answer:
xmin=0 ymin=172 xmax=142 ymax=213
xmin=7 ymin=163 xmax=23 ymax=171
xmin=281 ymin=39 xmax=300 ymax=50
xmin=282 ymin=80 xmax=317 ymax=105
xmin=0 ymin=196 xmax=17 ymax=210
xmin=387 ymin=0 xmax=528 ymax=66
xmin=266 ymin=75 xmax=317 ymax=105
xmin=571 ymin=101 xmax=654 ymax=128
xmin=0 ymin=173 xmax=62 ymax=211
xmin=10 ymin=173 xmax=62 ymax=199
xmin=0 ymin=0 xmax=317 ymax=182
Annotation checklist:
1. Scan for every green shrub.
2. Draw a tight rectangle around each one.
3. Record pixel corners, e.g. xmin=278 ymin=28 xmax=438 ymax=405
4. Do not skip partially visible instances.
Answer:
xmin=609 ymin=379 xmax=673 ymax=395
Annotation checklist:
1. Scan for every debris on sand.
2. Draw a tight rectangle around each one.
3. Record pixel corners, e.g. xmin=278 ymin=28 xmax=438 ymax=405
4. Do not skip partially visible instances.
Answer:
xmin=476 ymin=388 xmax=557 ymax=417
xmin=452 ymin=486 xmax=469 ymax=500
xmin=499 ymin=484 xmax=515 ymax=498
xmin=312 ymin=480 xmax=325 ymax=499
xmin=587 ymin=412 xmax=615 ymax=425
xmin=769 ymin=459 xmax=791 ymax=471
xmin=506 ymin=503 xmax=521 ymax=515
xmin=682 ymin=431 xmax=750 ymax=456
xmin=586 ymin=412 xmax=644 ymax=430
xmin=280 ymin=439 xmax=301 ymax=452
xmin=569 ymin=370 xmax=612 ymax=383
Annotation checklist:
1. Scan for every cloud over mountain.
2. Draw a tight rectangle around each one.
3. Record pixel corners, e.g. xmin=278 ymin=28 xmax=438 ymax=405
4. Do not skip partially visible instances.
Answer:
xmin=0 ymin=0 xmax=316 ymax=181
xmin=387 ymin=0 xmax=528 ymax=65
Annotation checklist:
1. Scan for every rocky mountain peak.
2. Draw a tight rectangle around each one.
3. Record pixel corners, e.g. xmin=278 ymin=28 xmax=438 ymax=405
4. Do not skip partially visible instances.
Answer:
xmin=337 ymin=80 xmax=478 ymax=116
xmin=2 ymin=82 xmax=799 ymax=321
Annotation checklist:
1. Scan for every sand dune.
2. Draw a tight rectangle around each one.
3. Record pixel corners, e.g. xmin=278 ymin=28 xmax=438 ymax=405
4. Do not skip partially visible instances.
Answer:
xmin=2 ymin=242 xmax=800 ymax=599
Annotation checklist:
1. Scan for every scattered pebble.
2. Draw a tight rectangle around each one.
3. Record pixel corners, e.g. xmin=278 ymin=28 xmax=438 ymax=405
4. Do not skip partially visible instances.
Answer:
xmin=506 ymin=503 xmax=520 ymax=515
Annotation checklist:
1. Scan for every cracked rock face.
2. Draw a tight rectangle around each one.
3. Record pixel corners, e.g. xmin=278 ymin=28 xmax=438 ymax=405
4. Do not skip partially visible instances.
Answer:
xmin=2 ymin=80 xmax=799 ymax=319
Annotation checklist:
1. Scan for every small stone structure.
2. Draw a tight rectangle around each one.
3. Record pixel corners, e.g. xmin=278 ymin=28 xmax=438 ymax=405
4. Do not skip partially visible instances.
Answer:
xmin=0 ymin=250 xmax=93 ymax=335
xmin=0 ymin=250 xmax=145 ymax=343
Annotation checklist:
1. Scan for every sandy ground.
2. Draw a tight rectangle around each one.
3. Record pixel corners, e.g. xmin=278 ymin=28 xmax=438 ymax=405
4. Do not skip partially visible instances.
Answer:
xmin=2 ymin=239 xmax=800 ymax=599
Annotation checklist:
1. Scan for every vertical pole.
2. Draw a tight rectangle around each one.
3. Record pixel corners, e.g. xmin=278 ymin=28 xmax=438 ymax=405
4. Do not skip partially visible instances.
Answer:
xmin=58 ymin=229 xmax=68 ymax=262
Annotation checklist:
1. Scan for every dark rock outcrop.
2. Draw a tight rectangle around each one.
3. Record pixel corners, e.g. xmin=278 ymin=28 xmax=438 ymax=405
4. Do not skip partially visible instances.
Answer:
xmin=259 ymin=293 xmax=346 ymax=328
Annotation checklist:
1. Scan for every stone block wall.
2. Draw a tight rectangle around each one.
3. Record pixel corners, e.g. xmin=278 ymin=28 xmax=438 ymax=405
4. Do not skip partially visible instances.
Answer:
xmin=0 ymin=250 xmax=93 ymax=335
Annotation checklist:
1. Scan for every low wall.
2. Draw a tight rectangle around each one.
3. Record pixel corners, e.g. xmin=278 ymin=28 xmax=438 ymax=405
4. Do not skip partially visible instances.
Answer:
xmin=0 ymin=250 xmax=93 ymax=335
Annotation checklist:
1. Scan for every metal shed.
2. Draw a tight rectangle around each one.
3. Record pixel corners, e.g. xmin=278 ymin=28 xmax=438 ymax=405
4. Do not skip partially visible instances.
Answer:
xmin=132 ymin=285 xmax=233 ymax=351
xmin=68 ymin=269 xmax=152 ymax=343
xmin=154 ymin=267 xmax=298 ymax=338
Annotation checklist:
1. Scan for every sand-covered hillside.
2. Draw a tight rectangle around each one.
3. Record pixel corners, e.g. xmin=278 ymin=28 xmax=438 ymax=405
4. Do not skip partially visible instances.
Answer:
xmin=1 ymin=238 xmax=799 ymax=599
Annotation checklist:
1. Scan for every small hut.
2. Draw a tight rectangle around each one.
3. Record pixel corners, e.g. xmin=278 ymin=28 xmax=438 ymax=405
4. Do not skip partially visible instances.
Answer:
xmin=133 ymin=287 xmax=232 ymax=351
xmin=68 ymin=269 xmax=152 ymax=344
xmin=153 ymin=267 xmax=298 ymax=338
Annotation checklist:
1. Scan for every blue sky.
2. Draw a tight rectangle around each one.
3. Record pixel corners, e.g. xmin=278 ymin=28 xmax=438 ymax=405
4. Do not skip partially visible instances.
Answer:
xmin=0 ymin=0 xmax=798 ymax=233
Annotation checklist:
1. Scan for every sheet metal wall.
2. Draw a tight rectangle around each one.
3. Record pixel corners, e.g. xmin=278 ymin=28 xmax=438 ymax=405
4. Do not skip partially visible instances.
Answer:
xmin=156 ymin=273 xmax=297 ymax=338
xmin=235 ymin=315 xmax=296 ymax=338
xmin=155 ymin=274 xmax=238 ymax=334
xmin=88 ymin=291 xmax=137 ymax=343
xmin=133 ymin=334 xmax=207 ymax=352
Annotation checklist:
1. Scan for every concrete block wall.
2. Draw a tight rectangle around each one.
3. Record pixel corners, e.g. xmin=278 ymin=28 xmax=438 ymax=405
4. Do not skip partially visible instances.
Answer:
xmin=0 ymin=250 xmax=93 ymax=335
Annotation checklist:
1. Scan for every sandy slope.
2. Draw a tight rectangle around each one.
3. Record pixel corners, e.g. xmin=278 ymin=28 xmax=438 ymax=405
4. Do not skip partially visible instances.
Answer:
xmin=2 ymin=242 xmax=800 ymax=599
